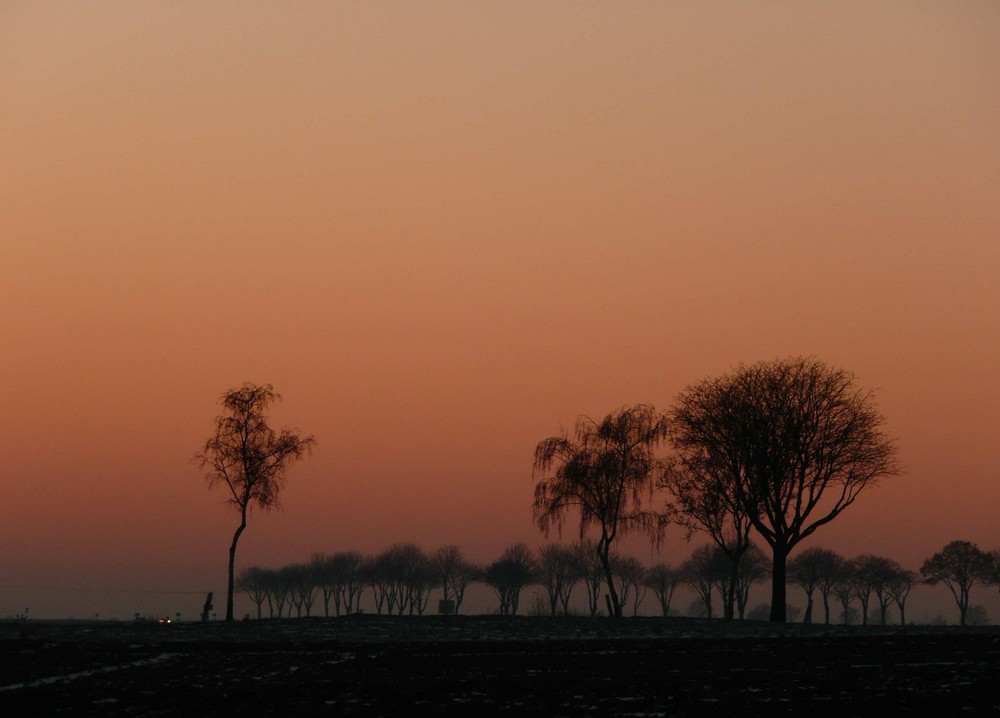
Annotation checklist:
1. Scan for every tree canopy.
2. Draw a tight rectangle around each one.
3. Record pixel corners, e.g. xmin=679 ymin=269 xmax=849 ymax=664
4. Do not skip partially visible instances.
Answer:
xmin=668 ymin=357 xmax=899 ymax=622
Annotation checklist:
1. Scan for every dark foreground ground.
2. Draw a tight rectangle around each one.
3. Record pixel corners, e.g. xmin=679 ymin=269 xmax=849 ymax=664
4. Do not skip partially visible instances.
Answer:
xmin=2 ymin=616 xmax=999 ymax=716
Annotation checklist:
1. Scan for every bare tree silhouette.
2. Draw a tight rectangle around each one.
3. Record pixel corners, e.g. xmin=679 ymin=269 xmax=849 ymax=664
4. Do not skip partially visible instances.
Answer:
xmin=662 ymin=448 xmax=754 ymax=620
xmin=733 ymin=543 xmax=770 ymax=620
xmin=921 ymin=540 xmax=994 ymax=626
xmin=485 ymin=544 xmax=538 ymax=616
xmin=680 ymin=545 xmax=727 ymax=619
xmin=447 ymin=556 xmax=483 ymax=615
xmin=669 ymin=357 xmax=899 ymax=622
xmin=787 ymin=547 xmax=843 ymax=624
xmin=611 ymin=555 xmax=648 ymax=616
xmin=573 ymin=539 xmax=605 ymax=617
xmin=537 ymin=544 xmax=580 ymax=616
xmin=235 ymin=566 xmax=269 ymax=620
xmin=533 ymin=404 xmax=668 ymax=617
xmin=643 ymin=563 xmax=681 ymax=617
xmin=195 ymin=383 xmax=315 ymax=621
xmin=368 ymin=543 xmax=436 ymax=616
xmin=855 ymin=555 xmax=905 ymax=626
xmin=887 ymin=567 xmax=918 ymax=626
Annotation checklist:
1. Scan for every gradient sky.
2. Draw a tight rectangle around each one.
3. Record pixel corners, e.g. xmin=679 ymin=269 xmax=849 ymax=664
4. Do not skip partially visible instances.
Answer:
xmin=3 ymin=2 xmax=999 ymax=620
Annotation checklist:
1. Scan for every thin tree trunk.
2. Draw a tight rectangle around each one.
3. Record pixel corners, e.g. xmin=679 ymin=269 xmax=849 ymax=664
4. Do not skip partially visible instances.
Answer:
xmin=803 ymin=590 xmax=814 ymax=624
xmin=227 ymin=512 xmax=247 ymax=622
xmin=769 ymin=541 xmax=788 ymax=623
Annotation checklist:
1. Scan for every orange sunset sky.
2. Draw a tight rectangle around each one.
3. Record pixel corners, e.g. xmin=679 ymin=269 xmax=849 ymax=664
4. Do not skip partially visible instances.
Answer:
xmin=2 ymin=2 xmax=999 ymax=620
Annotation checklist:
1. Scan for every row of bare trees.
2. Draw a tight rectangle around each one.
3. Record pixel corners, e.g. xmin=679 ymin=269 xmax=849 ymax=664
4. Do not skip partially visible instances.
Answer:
xmin=236 ymin=544 xmax=480 ymax=619
xmin=532 ymin=357 xmax=901 ymax=622
xmin=236 ymin=539 xmax=1000 ymax=624
xmin=787 ymin=548 xmax=917 ymax=626
xmin=234 ymin=541 xmax=756 ymax=620
xmin=200 ymin=358 xmax=898 ymax=623
xmin=788 ymin=540 xmax=1000 ymax=627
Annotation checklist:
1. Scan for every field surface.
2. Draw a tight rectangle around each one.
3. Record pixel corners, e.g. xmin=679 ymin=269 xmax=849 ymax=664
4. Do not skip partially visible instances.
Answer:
xmin=2 ymin=616 xmax=999 ymax=716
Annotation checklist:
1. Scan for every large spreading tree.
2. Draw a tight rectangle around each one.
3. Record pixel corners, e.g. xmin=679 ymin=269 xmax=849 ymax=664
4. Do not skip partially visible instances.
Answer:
xmin=532 ymin=404 xmax=668 ymax=617
xmin=196 ymin=382 xmax=315 ymax=621
xmin=669 ymin=357 xmax=899 ymax=622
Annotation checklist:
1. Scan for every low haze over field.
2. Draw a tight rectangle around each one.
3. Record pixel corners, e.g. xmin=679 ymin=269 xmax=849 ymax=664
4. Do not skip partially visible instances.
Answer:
xmin=2 ymin=2 xmax=998 ymax=619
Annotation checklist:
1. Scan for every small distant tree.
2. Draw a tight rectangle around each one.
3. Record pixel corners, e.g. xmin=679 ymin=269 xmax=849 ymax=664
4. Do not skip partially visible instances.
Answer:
xmin=276 ymin=565 xmax=299 ymax=617
xmin=680 ymin=545 xmax=728 ymax=619
xmin=662 ymin=447 xmax=755 ymax=620
xmin=887 ymin=568 xmax=918 ymax=626
xmin=485 ymin=544 xmax=538 ymax=616
xmin=369 ymin=543 xmax=435 ymax=616
xmin=235 ymin=566 xmax=269 ymax=620
xmin=849 ymin=555 xmax=899 ymax=627
xmin=787 ymin=547 xmax=843 ymax=624
xmin=733 ymin=543 xmax=771 ymax=620
xmin=537 ymin=544 xmax=579 ymax=616
xmin=846 ymin=555 xmax=873 ymax=626
xmin=432 ymin=545 xmax=463 ymax=610
xmin=285 ymin=562 xmax=316 ymax=617
xmin=921 ymin=540 xmax=995 ymax=626
xmin=195 ymin=383 xmax=315 ymax=621
xmin=366 ymin=554 xmax=391 ymax=615
xmin=310 ymin=554 xmax=336 ymax=617
xmin=447 ymin=559 xmax=483 ymax=614
xmin=573 ymin=539 xmax=605 ymax=617
xmin=833 ymin=567 xmax=855 ymax=625
xmin=533 ymin=404 xmax=669 ymax=617
xmin=326 ymin=551 xmax=366 ymax=616
xmin=399 ymin=544 xmax=437 ymax=616
xmin=262 ymin=568 xmax=288 ymax=618
xmin=861 ymin=555 xmax=905 ymax=626
xmin=611 ymin=555 xmax=647 ymax=616
xmin=643 ymin=563 xmax=681 ymax=617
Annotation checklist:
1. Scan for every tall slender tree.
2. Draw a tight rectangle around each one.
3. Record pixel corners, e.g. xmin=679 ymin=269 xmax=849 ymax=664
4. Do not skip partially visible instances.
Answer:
xmin=195 ymin=383 xmax=315 ymax=621
xmin=533 ymin=404 xmax=668 ymax=617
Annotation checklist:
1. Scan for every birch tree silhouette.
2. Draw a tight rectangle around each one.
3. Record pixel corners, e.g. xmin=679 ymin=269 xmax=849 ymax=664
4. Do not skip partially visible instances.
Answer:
xmin=195 ymin=383 xmax=315 ymax=621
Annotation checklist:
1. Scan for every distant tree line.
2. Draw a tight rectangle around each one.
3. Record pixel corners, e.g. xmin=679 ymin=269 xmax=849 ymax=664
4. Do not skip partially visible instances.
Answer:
xmin=235 ymin=539 xmax=1000 ymax=626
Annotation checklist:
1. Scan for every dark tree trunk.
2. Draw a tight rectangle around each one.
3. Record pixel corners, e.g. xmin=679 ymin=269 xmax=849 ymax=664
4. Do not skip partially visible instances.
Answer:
xmin=822 ymin=593 xmax=831 ymax=624
xmin=226 ymin=512 xmax=247 ymax=622
xmin=803 ymin=590 xmax=814 ymax=623
xmin=769 ymin=541 xmax=788 ymax=623
xmin=723 ymin=571 xmax=737 ymax=620
xmin=597 ymin=538 xmax=622 ymax=618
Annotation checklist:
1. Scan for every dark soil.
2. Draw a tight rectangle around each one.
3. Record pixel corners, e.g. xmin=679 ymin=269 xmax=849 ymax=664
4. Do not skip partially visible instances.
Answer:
xmin=2 ymin=616 xmax=999 ymax=716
